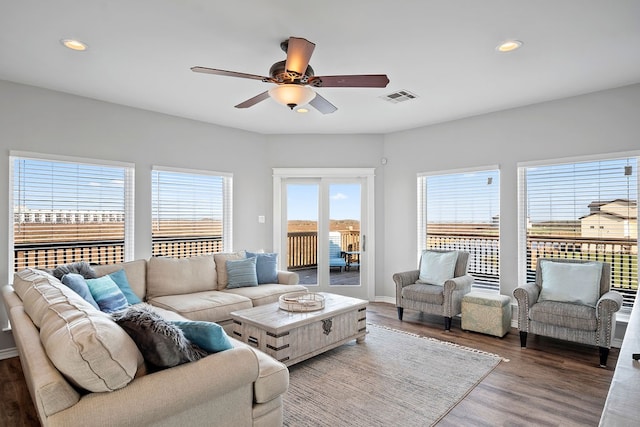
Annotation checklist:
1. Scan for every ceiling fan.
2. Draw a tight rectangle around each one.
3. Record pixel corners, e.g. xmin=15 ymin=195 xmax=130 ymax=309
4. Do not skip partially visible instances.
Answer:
xmin=191 ymin=37 xmax=390 ymax=114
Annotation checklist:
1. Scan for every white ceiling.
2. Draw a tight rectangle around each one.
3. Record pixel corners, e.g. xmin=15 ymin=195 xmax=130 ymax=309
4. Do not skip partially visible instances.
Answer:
xmin=2 ymin=1 xmax=640 ymax=135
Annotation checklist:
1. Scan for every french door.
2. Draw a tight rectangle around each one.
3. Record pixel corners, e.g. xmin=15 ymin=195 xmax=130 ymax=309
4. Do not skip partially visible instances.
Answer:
xmin=273 ymin=168 xmax=374 ymax=301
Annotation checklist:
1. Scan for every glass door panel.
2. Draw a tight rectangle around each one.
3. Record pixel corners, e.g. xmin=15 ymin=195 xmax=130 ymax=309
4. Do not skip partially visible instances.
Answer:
xmin=286 ymin=183 xmax=318 ymax=286
xmin=329 ymin=183 xmax=361 ymax=286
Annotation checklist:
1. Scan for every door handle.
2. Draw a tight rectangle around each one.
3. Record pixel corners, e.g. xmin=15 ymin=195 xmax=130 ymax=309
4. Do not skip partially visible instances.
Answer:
xmin=362 ymin=235 xmax=366 ymax=252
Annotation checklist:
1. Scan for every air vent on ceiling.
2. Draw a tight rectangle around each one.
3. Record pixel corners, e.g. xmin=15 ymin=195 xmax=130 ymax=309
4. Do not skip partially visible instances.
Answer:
xmin=381 ymin=90 xmax=418 ymax=103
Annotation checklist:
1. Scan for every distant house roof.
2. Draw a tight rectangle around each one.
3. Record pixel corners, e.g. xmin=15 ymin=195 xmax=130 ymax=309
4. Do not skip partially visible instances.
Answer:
xmin=588 ymin=198 xmax=637 ymax=209
xmin=580 ymin=211 xmax=637 ymax=221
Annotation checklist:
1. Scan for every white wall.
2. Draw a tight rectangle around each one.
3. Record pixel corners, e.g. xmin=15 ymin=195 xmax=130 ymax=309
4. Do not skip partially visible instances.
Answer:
xmin=0 ymin=80 xmax=270 ymax=351
xmin=382 ymin=83 xmax=640 ymax=302
xmin=1 ymin=79 xmax=639 ymax=353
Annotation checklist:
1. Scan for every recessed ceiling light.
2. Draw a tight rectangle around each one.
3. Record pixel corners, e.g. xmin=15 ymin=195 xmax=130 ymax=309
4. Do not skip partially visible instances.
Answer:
xmin=60 ymin=38 xmax=88 ymax=51
xmin=496 ymin=40 xmax=522 ymax=53
xmin=296 ymin=108 xmax=309 ymax=113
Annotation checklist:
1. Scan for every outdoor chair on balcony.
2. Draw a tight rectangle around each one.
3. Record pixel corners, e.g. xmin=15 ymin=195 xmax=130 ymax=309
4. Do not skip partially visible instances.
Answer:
xmin=329 ymin=231 xmax=346 ymax=272
xmin=394 ymin=250 xmax=473 ymax=331
xmin=513 ymin=258 xmax=623 ymax=367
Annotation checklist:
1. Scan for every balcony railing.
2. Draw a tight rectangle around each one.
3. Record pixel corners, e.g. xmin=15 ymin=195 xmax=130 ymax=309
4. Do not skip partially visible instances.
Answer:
xmin=13 ymin=232 xmax=637 ymax=306
xmin=14 ymin=240 xmax=126 ymax=271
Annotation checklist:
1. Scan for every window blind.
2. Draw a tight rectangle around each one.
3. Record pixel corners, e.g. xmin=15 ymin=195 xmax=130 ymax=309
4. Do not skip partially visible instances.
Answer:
xmin=152 ymin=167 xmax=232 ymax=258
xmin=418 ymin=167 xmax=500 ymax=290
xmin=10 ymin=153 xmax=134 ymax=272
xmin=519 ymin=156 xmax=638 ymax=308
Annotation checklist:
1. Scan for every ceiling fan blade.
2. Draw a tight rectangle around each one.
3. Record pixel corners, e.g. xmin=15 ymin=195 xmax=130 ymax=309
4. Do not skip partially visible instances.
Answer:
xmin=284 ymin=37 xmax=315 ymax=77
xmin=235 ymin=91 xmax=270 ymax=109
xmin=191 ymin=66 xmax=270 ymax=81
xmin=309 ymin=93 xmax=337 ymax=114
xmin=309 ymin=74 xmax=390 ymax=88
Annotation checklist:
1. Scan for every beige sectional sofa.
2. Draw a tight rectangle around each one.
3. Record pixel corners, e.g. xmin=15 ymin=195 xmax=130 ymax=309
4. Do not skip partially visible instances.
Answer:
xmin=2 ymin=254 xmax=308 ymax=427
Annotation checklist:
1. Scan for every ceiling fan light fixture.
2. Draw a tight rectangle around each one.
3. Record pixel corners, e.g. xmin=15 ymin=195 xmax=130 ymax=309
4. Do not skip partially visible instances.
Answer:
xmin=268 ymin=84 xmax=316 ymax=110
xmin=60 ymin=38 xmax=88 ymax=51
xmin=496 ymin=40 xmax=523 ymax=53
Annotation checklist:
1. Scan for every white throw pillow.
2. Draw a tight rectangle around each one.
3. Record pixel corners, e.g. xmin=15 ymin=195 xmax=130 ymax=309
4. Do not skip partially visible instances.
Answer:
xmin=538 ymin=261 xmax=602 ymax=307
xmin=418 ymin=251 xmax=458 ymax=285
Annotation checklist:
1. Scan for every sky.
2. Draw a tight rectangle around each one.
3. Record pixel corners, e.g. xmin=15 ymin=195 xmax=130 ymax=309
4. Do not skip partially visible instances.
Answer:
xmin=287 ymin=183 xmax=361 ymax=221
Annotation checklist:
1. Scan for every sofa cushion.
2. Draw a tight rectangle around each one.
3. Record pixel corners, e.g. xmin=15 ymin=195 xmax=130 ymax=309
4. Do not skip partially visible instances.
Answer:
xmin=85 ymin=275 xmax=130 ymax=313
xmin=213 ymin=251 xmax=246 ymax=290
xmin=93 ymin=259 xmax=147 ymax=301
xmin=113 ymin=304 xmax=207 ymax=369
xmin=13 ymin=268 xmax=93 ymax=328
xmin=226 ymin=257 xmax=259 ymax=289
xmin=171 ymin=320 xmax=233 ymax=353
xmin=61 ymin=273 xmax=100 ymax=310
xmin=148 ymin=290 xmax=253 ymax=323
xmin=14 ymin=270 xmax=143 ymax=392
xmin=529 ymin=300 xmax=598 ymax=331
xmin=222 ymin=283 xmax=309 ymax=307
xmin=246 ymin=251 xmax=279 ymax=284
xmin=401 ymin=283 xmax=445 ymax=305
xmin=146 ymin=255 xmax=217 ymax=299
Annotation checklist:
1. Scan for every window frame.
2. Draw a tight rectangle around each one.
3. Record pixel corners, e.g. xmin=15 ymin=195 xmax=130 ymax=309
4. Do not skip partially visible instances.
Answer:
xmin=517 ymin=151 xmax=639 ymax=310
xmin=151 ymin=165 xmax=233 ymax=258
xmin=417 ymin=165 xmax=501 ymax=291
xmin=8 ymin=150 xmax=135 ymax=280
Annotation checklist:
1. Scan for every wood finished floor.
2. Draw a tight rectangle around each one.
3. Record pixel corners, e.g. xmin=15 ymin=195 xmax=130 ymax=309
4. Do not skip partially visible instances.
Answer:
xmin=0 ymin=301 xmax=617 ymax=427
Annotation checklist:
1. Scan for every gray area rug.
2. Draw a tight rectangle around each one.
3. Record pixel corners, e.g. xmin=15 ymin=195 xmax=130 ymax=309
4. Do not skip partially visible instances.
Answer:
xmin=283 ymin=324 xmax=504 ymax=426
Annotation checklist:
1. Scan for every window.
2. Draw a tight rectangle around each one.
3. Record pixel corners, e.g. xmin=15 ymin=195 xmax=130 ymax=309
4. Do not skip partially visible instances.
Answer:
xmin=152 ymin=167 xmax=232 ymax=258
xmin=518 ymin=155 xmax=638 ymax=308
xmin=418 ymin=167 xmax=500 ymax=291
xmin=10 ymin=152 xmax=134 ymax=274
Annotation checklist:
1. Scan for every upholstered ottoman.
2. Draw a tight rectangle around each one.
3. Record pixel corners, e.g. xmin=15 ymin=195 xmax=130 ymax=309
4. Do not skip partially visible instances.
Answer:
xmin=461 ymin=291 xmax=512 ymax=337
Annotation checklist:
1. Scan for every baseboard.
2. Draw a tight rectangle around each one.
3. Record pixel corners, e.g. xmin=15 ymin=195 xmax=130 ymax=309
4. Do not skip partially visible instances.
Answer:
xmin=0 ymin=347 xmax=18 ymax=360
xmin=373 ymin=295 xmax=395 ymax=305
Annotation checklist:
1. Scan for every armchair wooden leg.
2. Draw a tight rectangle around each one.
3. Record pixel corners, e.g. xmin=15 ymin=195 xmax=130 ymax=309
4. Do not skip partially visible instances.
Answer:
xmin=519 ymin=331 xmax=527 ymax=348
xmin=397 ymin=307 xmax=403 ymax=321
xmin=444 ymin=317 xmax=452 ymax=331
xmin=599 ymin=347 xmax=609 ymax=368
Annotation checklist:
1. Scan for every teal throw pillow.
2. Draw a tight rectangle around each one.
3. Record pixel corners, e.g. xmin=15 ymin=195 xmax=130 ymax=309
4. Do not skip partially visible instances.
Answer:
xmin=171 ymin=320 xmax=233 ymax=353
xmin=85 ymin=275 xmax=129 ymax=313
xmin=108 ymin=269 xmax=142 ymax=305
xmin=61 ymin=273 xmax=100 ymax=310
xmin=226 ymin=257 xmax=258 ymax=289
xmin=246 ymin=251 xmax=278 ymax=284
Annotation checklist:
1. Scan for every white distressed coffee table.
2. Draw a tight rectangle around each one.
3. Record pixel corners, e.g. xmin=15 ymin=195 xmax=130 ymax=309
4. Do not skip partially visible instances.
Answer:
xmin=230 ymin=292 xmax=367 ymax=366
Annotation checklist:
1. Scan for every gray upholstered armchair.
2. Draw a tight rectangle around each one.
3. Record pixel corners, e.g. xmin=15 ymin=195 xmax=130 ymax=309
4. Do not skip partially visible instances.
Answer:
xmin=394 ymin=250 xmax=473 ymax=331
xmin=513 ymin=258 xmax=623 ymax=367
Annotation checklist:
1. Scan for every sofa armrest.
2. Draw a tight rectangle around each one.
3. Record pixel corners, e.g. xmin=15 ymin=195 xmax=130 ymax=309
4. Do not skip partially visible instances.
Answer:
xmin=443 ymin=274 xmax=474 ymax=293
xmin=393 ymin=270 xmax=420 ymax=288
xmin=50 ymin=346 xmax=260 ymax=426
xmin=277 ymin=270 xmax=300 ymax=286
xmin=393 ymin=270 xmax=420 ymax=307
xmin=443 ymin=275 xmax=474 ymax=317
xmin=597 ymin=290 xmax=624 ymax=317
xmin=513 ymin=282 xmax=540 ymax=332
xmin=596 ymin=291 xmax=624 ymax=348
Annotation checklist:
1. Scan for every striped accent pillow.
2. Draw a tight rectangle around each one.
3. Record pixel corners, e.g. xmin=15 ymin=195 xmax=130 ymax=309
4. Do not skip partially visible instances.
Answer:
xmin=226 ymin=257 xmax=258 ymax=289
xmin=86 ymin=275 xmax=129 ymax=313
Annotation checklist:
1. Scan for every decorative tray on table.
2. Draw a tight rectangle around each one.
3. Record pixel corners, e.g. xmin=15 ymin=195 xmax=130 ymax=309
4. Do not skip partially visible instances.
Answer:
xmin=278 ymin=292 xmax=325 ymax=312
